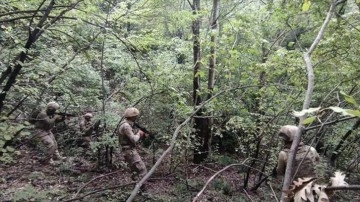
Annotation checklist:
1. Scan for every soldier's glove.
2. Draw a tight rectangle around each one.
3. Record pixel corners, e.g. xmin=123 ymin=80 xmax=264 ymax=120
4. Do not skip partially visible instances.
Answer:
xmin=55 ymin=115 xmax=66 ymax=122
xmin=138 ymin=130 xmax=149 ymax=139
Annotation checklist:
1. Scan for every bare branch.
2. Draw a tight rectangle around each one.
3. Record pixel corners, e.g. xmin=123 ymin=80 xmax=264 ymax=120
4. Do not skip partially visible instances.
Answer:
xmin=325 ymin=185 xmax=360 ymax=191
xmin=192 ymin=161 xmax=248 ymax=202
xmin=0 ymin=15 xmax=77 ymax=23
xmin=74 ymin=170 xmax=123 ymax=197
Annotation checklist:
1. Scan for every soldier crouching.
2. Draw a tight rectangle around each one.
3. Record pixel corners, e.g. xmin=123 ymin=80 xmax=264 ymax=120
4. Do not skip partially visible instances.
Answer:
xmin=276 ymin=125 xmax=320 ymax=179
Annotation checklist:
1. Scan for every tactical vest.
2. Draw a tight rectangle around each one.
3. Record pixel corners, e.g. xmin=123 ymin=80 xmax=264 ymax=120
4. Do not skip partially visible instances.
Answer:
xmin=34 ymin=111 xmax=56 ymax=131
xmin=118 ymin=121 xmax=139 ymax=147
xmin=283 ymin=145 xmax=317 ymax=179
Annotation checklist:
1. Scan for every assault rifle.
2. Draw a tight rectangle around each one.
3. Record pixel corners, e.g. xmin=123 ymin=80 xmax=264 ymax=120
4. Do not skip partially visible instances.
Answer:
xmin=54 ymin=112 xmax=77 ymax=117
xmin=133 ymin=122 xmax=156 ymax=140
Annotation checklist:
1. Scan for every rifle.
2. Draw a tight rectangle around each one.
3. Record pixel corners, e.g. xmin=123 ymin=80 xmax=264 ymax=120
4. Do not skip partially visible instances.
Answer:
xmin=55 ymin=112 xmax=77 ymax=117
xmin=133 ymin=122 xmax=158 ymax=165
xmin=133 ymin=122 xmax=156 ymax=140
xmin=92 ymin=120 xmax=101 ymax=132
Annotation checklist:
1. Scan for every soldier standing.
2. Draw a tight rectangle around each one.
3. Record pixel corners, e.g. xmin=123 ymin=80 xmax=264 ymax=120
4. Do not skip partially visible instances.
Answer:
xmin=79 ymin=113 xmax=94 ymax=147
xmin=117 ymin=107 xmax=149 ymax=181
xmin=276 ymin=125 xmax=320 ymax=179
xmin=34 ymin=101 xmax=66 ymax=165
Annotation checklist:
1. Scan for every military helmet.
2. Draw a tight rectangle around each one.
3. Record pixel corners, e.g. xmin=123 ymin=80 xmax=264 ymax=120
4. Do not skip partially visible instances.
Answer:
xmin=279 ymin=125 xmax=299 ymax=142
xmin=124 ymin=107 xmax=140 ymax=118
xmin=46 ymin=101 xmax=59 ymax=110
xmin=83 ymin=113 xmax=93 ymax=118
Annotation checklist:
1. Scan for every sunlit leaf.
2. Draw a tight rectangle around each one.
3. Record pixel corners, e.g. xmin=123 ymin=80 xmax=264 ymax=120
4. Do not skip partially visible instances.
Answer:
xmin=302 ymin=116 xmax=316 ymax=125
xmin=345 ymin=109 xmax=360 ymax=117
xmin=340 ymin=91 xmax=358 ymax=107
xmin=293 ymin=107 xmax=320 ymax=117
xmin=302 ymin=0 xmax=311 ymax=11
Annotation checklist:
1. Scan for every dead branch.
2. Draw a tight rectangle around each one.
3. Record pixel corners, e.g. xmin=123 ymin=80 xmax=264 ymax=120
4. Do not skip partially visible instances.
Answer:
xmin=192 ymin=161 xmax=248 ymax=202
xmin=62 ymin=182 xmax=136 ymax=202
xmin=325 ymin=185 xmax=360 ymax=191
xmin=74 ymin=170 xmax=123 ymax=197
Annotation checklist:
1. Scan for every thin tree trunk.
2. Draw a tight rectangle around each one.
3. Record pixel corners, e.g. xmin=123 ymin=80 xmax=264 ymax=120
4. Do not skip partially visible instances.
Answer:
xmin=191 ymin=0 xmax=209 ymax=164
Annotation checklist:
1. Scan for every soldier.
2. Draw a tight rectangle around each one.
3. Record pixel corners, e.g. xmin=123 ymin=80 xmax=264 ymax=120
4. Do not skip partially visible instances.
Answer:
xmin=117 ymin=107 xmax=149 ymax=181
xmin=276 ymin=125 xmax=320 ymax=179
xmin=79 ymin=113 xmax=94 ymax=147
xmin=34 ymin=101 xmax=66 ymax=165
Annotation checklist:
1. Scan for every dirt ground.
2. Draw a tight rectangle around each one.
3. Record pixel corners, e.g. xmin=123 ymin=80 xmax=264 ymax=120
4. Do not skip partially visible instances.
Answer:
xmin=1 ymin=143 xmax=278 ymax=202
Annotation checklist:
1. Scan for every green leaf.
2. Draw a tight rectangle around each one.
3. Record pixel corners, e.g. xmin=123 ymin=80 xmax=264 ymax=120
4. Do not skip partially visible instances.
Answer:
xmin=302 ymin=0 xmax=311 ymax=11
xmin=345 ymin=109 xmax=360 ymax=117
xmin=0 ymin=140 xmax=4 ymax=147
xmin=194 ymin=70 xmax=205 ymax=78
xmin=329 ymin=107 xmax=357 ymax=117
xmin=21 ymin=131 xmax=31 ymax=136
xmin=340 ymin=91 xmax=358 ymax=107
xmin=3 ymin=135 xmax=12 ymax=141
xmin=302 ymin=116 xmax=316 ymax=125
xmin=6 ymin=146 xmax=15 ymax=153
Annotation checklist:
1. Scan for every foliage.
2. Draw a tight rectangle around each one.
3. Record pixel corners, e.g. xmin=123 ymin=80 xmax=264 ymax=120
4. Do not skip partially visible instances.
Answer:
xmin=0 ymin=0 xmax=360 ymax=200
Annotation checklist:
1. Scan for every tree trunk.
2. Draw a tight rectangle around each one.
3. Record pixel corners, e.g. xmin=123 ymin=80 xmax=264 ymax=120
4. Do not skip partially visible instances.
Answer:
xmin=191 ymin=0 xmax=207 ymax=164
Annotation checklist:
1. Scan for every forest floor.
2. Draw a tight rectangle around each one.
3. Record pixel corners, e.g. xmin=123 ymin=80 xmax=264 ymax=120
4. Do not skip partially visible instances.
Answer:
xmin=0 ymin=142 xmax=277 ymax=202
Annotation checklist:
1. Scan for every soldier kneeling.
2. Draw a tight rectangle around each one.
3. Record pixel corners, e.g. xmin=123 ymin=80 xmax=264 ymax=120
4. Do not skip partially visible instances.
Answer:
xmin=276 ymin=125 xmax=320 ymax=179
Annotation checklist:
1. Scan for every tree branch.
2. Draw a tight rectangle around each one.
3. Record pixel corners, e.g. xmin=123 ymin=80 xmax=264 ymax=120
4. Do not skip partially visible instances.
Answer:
xmin=0 ymin=15 xmax=77 ymax=23
xmin=325 ymin=185 xmax=360 ymax=191
xmin=280 ymin=1 xmax=338 ymax=201
xmin=192 ymin=161 xmax=248 ymax=202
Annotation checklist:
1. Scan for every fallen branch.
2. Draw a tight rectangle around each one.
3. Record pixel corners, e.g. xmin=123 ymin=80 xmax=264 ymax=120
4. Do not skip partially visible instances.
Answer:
xmin=62 ymin=177 xmax=171 ymax=202
xmin=325 ymin=185 xmax=360 ymax=191
xmin=192 ymin=160 xmax=248 ymax=202
xmin=74 ymin=170 xmax=123 ymax=197
xmin=62 ymin=182 xmax=136 ymax=202
xmin=243 ymin=188 xmax=254 ymax=202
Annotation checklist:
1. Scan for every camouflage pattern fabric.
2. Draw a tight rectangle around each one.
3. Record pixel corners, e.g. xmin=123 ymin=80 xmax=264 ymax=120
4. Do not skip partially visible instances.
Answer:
xmin=118 ymin=120 xmax=147 ymax=179
xmin=33 ymin=109 xmax=64 ymax=164
xmin=79 ymin=119 xmax=94 ymax=146
xmin=277 ymin=144 xmax=320 ymax=179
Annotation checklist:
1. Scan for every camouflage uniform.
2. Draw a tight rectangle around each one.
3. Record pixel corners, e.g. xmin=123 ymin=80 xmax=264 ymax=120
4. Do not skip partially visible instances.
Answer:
xmin=34 ymin=102 xmax=65 ymax=164
xmin=276 ymin=125 xmax=320 ymax=179
xmin=79 ymin=113 xmax=94 ymax=147
xmin=118 ymin=107 xmax=147 ymax=180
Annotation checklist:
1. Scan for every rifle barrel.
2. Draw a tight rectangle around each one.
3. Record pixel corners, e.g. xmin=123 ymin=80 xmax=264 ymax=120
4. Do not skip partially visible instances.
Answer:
xmin=55 ymin=112 xmax=76 ymax=116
